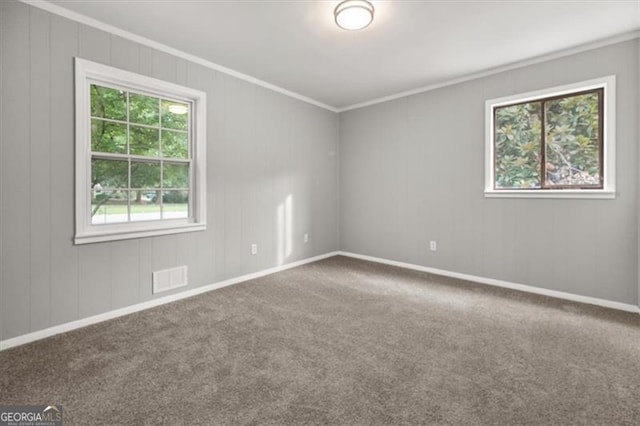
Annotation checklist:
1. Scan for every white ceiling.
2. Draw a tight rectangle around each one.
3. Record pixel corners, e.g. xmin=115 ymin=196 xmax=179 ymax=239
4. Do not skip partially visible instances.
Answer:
xmin=48 ymin=0 xmax=640 ymax=110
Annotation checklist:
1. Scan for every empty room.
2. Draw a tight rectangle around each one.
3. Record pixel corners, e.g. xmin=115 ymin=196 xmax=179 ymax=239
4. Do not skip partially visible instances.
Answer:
xmin=1 ymin=0 xmax=639 ymax=424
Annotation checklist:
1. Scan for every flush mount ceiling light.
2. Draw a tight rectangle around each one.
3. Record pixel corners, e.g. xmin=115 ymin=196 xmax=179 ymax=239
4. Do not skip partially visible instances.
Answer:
xmin=334 ymin=0 xmax=374 ymax=31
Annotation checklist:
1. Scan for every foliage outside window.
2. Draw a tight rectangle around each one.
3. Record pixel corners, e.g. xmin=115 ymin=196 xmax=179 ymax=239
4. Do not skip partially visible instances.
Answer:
xmin=75 ymin=58 xmax=206 ymax=244
xmin=485 ymin=76 xmax=615 ymax=199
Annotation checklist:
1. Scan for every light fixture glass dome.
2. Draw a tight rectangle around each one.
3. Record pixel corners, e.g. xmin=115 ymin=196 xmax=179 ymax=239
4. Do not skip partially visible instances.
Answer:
xmin=168 ymin=104 xmax=188 ymax=115
xmin=334 ymin=0 xmax=374 ymax=31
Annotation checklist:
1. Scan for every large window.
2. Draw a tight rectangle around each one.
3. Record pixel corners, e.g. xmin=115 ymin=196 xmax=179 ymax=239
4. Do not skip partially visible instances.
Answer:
xmin=485 ymin=76 xmax=615 ymax=198
xmin=75 ymin=58 xmax=206 ymax=244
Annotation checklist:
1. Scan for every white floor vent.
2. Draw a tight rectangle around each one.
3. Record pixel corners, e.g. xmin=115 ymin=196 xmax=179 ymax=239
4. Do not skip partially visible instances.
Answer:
xmin=153 ymin=265 xmax=188 ymax=294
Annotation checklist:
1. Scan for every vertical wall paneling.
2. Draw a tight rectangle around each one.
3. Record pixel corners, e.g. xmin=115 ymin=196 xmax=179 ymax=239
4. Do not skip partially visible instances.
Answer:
xmin=340 ymin=41 xmax=639 ymax=305
xmin=78 ymin=23 xmax=111 ymax=64
xmin=29 ymin=6 xmax=52 ymax=332
xmin=207 ymin=68 xmax=226 ymax=284
xmin=592 ymin=200 xmax=635 ymax=302
xmin=292 ymin=103 xmax=314 ymax=263
xmin=110 ymin=35 xmax=140 ymax=74
xmin=78 ymin=244 xmax=112 ymax=318
xmin=0 ymin=0 xmax=5 ymax=338
xmin=1 ymin=1 xmax=31 ymax=340
xmin=403 ymin=95 xmax=432 ymax=266
xmin=309 ymin=109 xmax=337 ymax=257
xmin=49 ymin=13 xmax=80 ymax=327
xmin=77 ymin=23 xmax=112 ymax=317
xmin=176 ymin=58 xmax=188 ymax=86
xmin=272 ymin=96 xmax=294 ymax=268
xmin=222 ymin=75 xmax=246 ymax=279
xmin=1 ymin=1 xmax=337 ymax=341
xmin=294 ymin=101 xmax=307 ymax=258
xmin=244 ymin=83 xmax=269 ymax=275
xmin=138 ymin=45 xmax=154 ymax=77
xmin=138 ymin=238 xmax=154 ymax=302
xmin=185 ymin=61 xmax=216 ymax=286
xmin=150 ymin=235 xmax=177 ymax=291
xmin=110 ymin=240 xmax=140 ymax=310
xmin=238 ymin=79 xmax=256 ymax=275
xmin=174 ymin=232 xmax=198 ymax=290
xmin=150 ymin=49 xmax=177 ymax=84
xmin=254 ymin=88 xmax=278 ymax=270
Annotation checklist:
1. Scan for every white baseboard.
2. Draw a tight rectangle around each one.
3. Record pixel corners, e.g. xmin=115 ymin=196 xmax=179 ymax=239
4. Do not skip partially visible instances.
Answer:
xmin=3 ymin=249 xmax=636 ymax=351
xmin=0 ymin=251 xmax=340 ymax=351
xmin=338 ymin=251 xmax=640 ymax=314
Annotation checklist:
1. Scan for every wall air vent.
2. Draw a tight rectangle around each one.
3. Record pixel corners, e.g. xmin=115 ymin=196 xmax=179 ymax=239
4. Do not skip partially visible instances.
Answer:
xmin=152 ymin=265 xmax=188 ymax=294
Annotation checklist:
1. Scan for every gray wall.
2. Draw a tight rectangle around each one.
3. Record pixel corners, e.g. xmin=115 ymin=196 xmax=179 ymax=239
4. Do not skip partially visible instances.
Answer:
xmin=0 ymin=0 xmax=340 ymax=341
xmin=340 ymin=40 xmax=639 ymax=306
xmin=1 ymin=1 xmax=637 ymax=344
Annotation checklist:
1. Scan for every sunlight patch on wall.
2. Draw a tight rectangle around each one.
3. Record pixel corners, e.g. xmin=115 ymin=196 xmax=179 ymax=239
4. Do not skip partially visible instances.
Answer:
xmin=277 ymin=194 xmax=294 ymax=266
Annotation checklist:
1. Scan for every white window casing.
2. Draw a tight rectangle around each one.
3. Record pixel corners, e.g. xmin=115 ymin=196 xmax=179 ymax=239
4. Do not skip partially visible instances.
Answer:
xmin=75 ymin=57 xmax=207 ymax=244
xmin=484 ymin=75 xmax=615 ymax=199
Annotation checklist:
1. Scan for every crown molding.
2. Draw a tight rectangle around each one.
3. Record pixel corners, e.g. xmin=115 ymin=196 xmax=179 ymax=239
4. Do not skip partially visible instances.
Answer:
xmin=337 ymin=30 xmax=640 ymax=112
xmin=19 ymin=0 xmax=339 ymax=113
xmin=17 ymin=0 xmax=640 ymax=115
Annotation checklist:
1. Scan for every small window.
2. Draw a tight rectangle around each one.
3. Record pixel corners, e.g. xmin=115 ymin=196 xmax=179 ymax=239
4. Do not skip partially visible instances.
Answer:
xmin=75 ymin=58 xmax=206 ymax=244
xmin=485 ymin=76 xmax=615 ymax=198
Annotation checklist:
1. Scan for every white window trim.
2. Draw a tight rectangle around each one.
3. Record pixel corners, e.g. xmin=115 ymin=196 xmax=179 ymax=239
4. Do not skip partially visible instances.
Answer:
xmin=484 ymin=75 xmax=616 ymax=199
xmin=74 ymin=57 xmax=207 ymax=244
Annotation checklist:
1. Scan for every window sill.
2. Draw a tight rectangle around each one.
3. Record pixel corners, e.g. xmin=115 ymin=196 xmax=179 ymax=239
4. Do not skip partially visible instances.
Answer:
xmin=484 ymin=190 xmax=615 ymax=199
xmin=74 ymin=221 xmax=206 ymax=245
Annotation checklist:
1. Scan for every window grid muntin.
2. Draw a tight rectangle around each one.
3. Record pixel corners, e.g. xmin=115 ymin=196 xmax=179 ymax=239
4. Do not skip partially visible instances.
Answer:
xmin=492 ymin=87 xmax=603 ymax=191
xmin=89 ymin=82 xmax=193 ymax=225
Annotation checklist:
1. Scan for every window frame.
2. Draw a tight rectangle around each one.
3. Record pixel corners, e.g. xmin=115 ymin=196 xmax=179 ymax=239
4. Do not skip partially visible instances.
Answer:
xmin=484 ymin=76 xmax=615 ymax=199
xmin=74 ymin=57 xmax=207 ymax=244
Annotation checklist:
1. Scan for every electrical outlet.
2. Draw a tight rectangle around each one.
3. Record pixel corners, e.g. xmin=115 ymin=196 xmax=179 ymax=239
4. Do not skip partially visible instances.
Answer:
xmin=304 ymin=233 xmax=309 ymax=243
xmin=430 ymin=241 xmax=437 ymax=251
xmin=251 ymin=244 xmax=258 ymax=255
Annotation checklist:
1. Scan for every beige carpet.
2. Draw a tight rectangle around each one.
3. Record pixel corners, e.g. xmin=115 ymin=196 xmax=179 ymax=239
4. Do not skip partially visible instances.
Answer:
xmin=1 ymin=256 xmax=639 ymax=424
